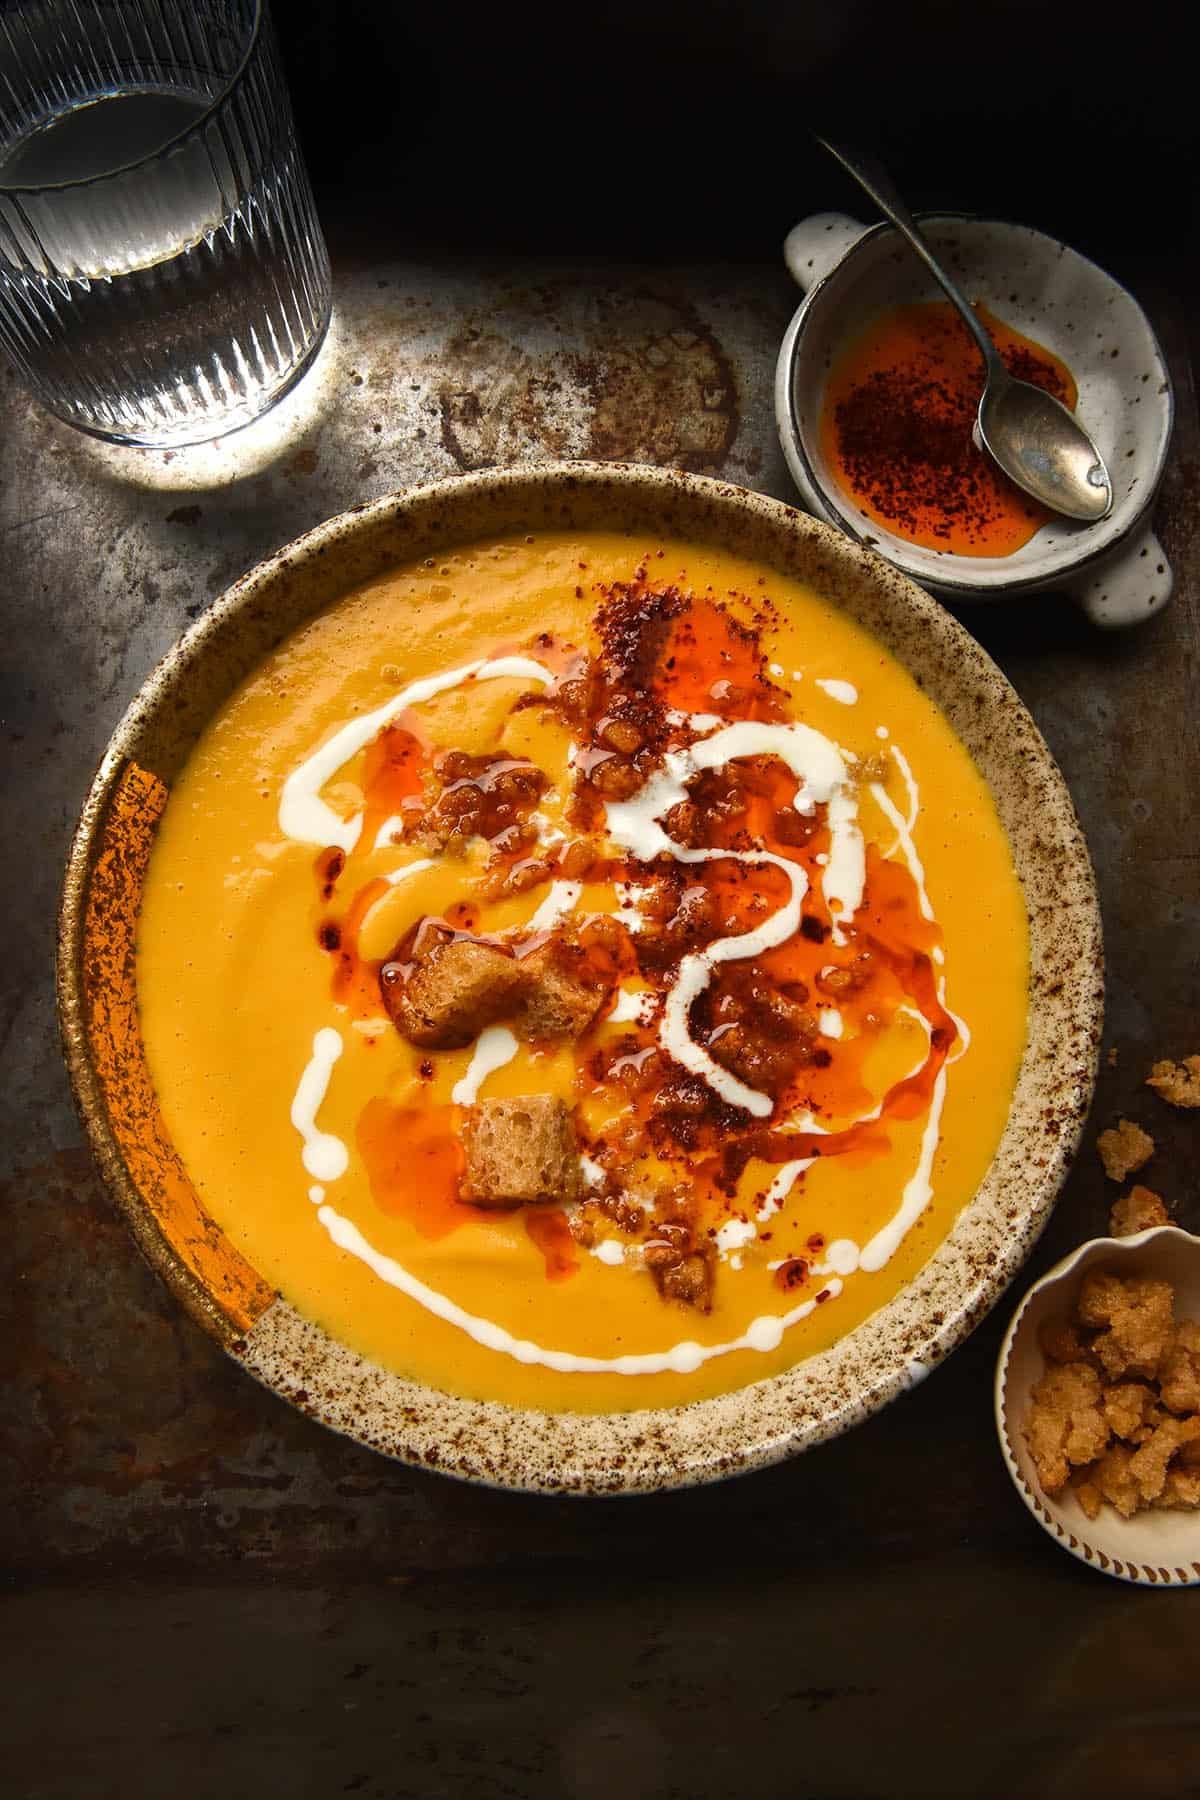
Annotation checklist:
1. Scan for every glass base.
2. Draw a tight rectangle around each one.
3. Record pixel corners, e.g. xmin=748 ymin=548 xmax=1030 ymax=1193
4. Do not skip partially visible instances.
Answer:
xmin=35 ymin=297 xmax=333 ymax=450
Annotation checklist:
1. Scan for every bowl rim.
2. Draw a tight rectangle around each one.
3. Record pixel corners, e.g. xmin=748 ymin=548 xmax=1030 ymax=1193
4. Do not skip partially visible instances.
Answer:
xmin=774 ymin=212 xmax=1175 ymax=597
xmin=994 ymin=1224 xmax=1200 ymax=1586
xmin=56 ymin=459 xmax=1104 ymax=1494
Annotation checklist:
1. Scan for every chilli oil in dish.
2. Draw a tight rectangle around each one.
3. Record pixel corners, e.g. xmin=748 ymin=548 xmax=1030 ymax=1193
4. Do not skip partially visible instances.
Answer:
xmin=820 ymin=300 xmax=1078 ymax=557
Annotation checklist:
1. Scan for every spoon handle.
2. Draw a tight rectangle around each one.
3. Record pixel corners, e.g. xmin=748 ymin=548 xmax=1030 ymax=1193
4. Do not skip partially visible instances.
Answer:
xmin=815 ymin=137 xmax=1001 ymax=376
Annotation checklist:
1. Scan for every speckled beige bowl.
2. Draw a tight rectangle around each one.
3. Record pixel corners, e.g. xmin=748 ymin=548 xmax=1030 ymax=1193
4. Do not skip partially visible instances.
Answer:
xmin=57 ymin=462 xmax=1103 ymax=1493
xmin=996 ymin=1227 xmax=1200 ymax=1585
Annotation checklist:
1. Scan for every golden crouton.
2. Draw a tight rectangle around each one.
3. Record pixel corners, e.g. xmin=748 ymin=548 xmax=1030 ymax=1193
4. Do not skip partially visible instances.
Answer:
xmin=1023 ymin=1361 xmax=1110 ymax=1495
xmin=1146 ymin=1055 xmax=1200 ymax=1109
xmin=515 ymin=936 xmax=608 ymax=1043
xmin=1078 ymin=1271 xmax=1174 ymax=1381
xmin=1108 ymin=1184 xmax=1170 ymax=1238
xmin=461 ymin=1096 xmax=581 ymax=1207
xmin=386 ymin=937 xmax=527 ymax=1049
xmin=1096 ymin=1118 xmax=1155 ymax=1182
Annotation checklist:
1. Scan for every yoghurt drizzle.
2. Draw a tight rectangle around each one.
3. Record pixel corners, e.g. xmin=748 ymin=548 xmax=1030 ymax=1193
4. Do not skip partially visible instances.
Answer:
xmin=282 ymin=648 xmax=969 ymax=1377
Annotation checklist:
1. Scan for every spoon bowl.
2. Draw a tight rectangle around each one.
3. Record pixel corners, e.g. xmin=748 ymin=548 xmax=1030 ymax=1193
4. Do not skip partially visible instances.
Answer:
xmin=978 ymin=370 xmax=1111 ymax=522
xmin=817 ymin=138 xmax=1114 ymax=524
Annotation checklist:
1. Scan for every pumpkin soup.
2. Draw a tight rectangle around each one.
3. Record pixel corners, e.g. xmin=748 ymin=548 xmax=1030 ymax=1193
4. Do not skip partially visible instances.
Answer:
xmin=135 ymin=531 xmax=1029 ymax=1413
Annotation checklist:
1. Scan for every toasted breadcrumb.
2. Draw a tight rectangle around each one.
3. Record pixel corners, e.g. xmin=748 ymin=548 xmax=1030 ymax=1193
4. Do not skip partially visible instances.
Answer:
xmin=1071 ymin=1470 xmax=1104 ymax=1519
xmin=1096 ymin=1119 xmax=1155 ymax=1182
xmin=1102 ymin=1381 xmax=1158 ymax=1441
xmin=1127 ymin=1416 xmax=1200 ymax=1505
xmin=1078 ymin=1271 xmax=1174 ymax=1381
xmin=1145 ymin=1055 xmax=1200 ymax=1109
xmin=1024 ymin=1362 xmax=1110 ymax=1494
xmin=1038 ymin=1318 xmax=1089 ymax=1364
xmin=1109 ymin=1185 xmax=1170 ymax=1238
xmin=1159 ymin=1320 xmax=1200 ymax=1415
xmin=1178 ymin=1432 xmax=1200 ymax=1470
xmin=1024 ymin=1267 xmax=1200 ymax=1520
xmin=1153 ymin=1466 xmax=1200 ymax=1509
xmin=1106 ymin=1046 xmax=1119 ymax=1069
xmin=1089 ymin=1442 xmax=1144 ymax=1518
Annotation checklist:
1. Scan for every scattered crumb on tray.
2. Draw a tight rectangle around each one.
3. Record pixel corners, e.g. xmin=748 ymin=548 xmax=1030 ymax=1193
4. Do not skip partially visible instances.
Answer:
xmin=1109 ymin=1185 xmax=1171 ymax=1238
xmin=1146 ymin=1055 xmax=1200 ymax=1109
xmin=1024 ymin=1270 xmax=1200 ymax=1519
xmin=1097 ymin=1118 xmax=1155 ymax=1182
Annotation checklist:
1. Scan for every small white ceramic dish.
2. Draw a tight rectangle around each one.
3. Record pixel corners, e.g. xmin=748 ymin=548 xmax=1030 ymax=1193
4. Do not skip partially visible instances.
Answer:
xmin=996 ymin=1226 xmax=1200 ymax=1586
xmin=774 ymin=213 xmax=1175 ymax=630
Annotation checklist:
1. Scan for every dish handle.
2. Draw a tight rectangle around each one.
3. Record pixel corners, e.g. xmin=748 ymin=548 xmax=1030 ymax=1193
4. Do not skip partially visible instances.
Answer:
xmin=783 ymin=213 xmax=869 ymax=292
xmin=1067 ymin=526 xmax=1173 ymax=630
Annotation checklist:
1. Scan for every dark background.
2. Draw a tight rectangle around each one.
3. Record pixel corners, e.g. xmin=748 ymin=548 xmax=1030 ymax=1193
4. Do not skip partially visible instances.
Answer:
xmin=4 ymin=2 xmax=1200 ymax=1796
xmin=281 ymin=0 xmax=1198 ymax=269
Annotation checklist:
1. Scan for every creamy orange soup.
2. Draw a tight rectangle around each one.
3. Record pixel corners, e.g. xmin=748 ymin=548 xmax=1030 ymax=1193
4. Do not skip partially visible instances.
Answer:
xmin=136 ymin=531 xmax=1028 ymax=1412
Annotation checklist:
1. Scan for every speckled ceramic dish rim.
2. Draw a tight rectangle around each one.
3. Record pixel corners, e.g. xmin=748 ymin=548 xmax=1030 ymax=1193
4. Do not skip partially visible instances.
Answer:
xmin=57 ymin=462 xmax=1104 ymax=1494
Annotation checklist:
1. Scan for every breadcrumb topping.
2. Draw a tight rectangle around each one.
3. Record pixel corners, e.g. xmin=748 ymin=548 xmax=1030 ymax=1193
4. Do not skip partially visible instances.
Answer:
xmin=1109 ymin=1185 xmax=1170 ymax=1238
xmin=1096 ymin=1118 xmax=1155 ymax=1183
xmin=1146 ymin=1054 xmax=1200 ymax=1109
xmin=1024 ymin=1269 xmax=1200 ymax=1519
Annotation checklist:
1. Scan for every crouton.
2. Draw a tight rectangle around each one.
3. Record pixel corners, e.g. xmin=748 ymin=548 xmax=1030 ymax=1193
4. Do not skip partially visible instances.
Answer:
xmin=1145 ymin=1055 xmax=1200 ymax=1109
xmin=461 ymin=1096 xmax=581 ymax=1207
xmin=515 ymin=936 xmax=609 ymax=1042
xmin=385 ymin=937 xmax=527 ymax=1050
xmin=1109 ymin=1184 xmax=1170 ymax=1238
xmin=1096 ymin=1118 xmax=1155 ymax=1182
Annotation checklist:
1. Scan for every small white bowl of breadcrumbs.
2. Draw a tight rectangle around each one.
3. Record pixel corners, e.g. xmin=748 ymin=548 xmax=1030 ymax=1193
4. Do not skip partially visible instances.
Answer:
xmin=995 ymin=1053 xmax=1200 ymax=1586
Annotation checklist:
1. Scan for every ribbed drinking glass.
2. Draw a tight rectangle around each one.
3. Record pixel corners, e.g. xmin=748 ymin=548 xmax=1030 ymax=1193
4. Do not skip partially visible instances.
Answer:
xmin=0 ymin=0 xmax=331 ymax=446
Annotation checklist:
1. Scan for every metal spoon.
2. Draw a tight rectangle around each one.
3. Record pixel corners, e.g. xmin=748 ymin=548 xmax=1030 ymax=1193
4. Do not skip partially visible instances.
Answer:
xmin=816 ymin=137 xmax=1112 ymax=523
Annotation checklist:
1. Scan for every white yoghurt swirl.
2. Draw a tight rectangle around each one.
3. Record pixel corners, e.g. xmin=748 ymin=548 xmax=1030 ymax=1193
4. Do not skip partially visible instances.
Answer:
xmin=605 ymin=718 xmax=864 ymax=1115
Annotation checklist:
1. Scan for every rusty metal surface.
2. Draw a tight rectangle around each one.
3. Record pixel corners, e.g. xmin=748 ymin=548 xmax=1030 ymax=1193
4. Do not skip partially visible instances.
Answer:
xmin=2 ymin=248 xmax=1199 ymax=1796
